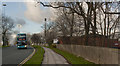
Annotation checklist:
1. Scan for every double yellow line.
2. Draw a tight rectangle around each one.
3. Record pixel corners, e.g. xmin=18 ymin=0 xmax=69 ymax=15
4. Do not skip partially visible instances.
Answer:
xmin=18 ymin=47 xmax=36 ymax=66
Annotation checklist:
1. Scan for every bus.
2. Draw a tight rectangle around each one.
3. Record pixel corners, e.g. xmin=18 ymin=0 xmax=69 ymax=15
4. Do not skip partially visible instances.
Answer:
xmin=16 ymin=33 xmax=27 ymax=49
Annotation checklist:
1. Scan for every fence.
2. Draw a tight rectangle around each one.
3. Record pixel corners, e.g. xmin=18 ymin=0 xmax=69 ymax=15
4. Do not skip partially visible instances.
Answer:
xmin=59 ymin=36 xmax=119 ymax=48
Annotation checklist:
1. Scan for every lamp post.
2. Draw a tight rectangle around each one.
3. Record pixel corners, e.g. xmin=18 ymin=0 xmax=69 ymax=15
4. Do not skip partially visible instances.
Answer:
xmin=3 ymin=4 xmax=6 ymax=6
xmin=2 ymin=3 xmax=6 ymax=22
xmin=2 ymin=3 xmax=7 ymax=46
xmin=44 ymin=18 xmax=47 ymax=44
xmin=3 ymin=4 xmax=6 ymax=17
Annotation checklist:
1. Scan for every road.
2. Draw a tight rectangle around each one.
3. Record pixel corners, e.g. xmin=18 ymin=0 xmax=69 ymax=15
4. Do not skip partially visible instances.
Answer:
xmin=42 ymin=47 xmax=70 ymax=66
xmin=2 ymin=46 xmax=33 ymax=65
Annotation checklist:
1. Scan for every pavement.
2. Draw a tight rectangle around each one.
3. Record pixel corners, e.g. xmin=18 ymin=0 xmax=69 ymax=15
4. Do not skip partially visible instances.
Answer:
xmin=42 ymin=47 xmax=70 ymax=65
xmin=2 ymin=46 xmax=33 ymax=65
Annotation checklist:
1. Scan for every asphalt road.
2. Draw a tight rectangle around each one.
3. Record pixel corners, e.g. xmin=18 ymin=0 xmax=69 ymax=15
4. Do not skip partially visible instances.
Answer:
xmin=2 ymin=46 xmax=33 ymax=65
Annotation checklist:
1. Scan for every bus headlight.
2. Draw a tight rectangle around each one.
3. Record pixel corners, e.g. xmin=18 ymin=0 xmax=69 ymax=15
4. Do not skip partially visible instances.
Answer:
xmin=25 ymin=45 xmax=27 ymax=47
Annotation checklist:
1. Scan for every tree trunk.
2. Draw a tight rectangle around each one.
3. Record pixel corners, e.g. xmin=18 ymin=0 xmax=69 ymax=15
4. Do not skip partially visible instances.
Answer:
xmin=2 ymin=33 xmax=8 ymax=46
xmin=70 ymin=13 xmax=74 ymax=37
xmin=93 ymin=3 xmax=97 ymax=35
xmin=93 ymin=3 xmax=97 ymax=46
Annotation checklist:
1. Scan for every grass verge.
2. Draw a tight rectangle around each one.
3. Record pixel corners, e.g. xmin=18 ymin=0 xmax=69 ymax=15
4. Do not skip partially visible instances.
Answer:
xmin=2 ymin=45 xmax=10 ymax=48
xmin=23 ymin=45 xmax=44 ymax=65
xmin=48 ymin=46 xmax=99 ymax=66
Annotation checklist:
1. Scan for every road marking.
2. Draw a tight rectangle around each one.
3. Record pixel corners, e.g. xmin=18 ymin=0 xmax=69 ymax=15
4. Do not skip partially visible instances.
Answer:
xmin=18 ymin=47 xmax=36 ymax=66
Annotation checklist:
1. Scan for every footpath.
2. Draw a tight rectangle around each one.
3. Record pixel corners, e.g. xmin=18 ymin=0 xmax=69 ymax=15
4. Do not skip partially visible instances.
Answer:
xmin=42 ymin=47 xmax=70 ymax=65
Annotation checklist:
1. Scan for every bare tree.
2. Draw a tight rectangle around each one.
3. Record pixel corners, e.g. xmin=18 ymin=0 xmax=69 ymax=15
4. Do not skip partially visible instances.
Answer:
xmin=97 ymin=2 xmax=120 ymax=38
xmin=31 ymin=34 xmax=42 ymax=44
xmin=35 ymin=1 xmax=120 ymax=45
xmin=0 ymin=16 xmax=15 ymax=46
xmin=53 ymin=7 xmax=84 ymax=37
xmin=38 ymin=2 xmax=103 ymax=44
xmin=26 ymin=33 xmax=32 ymax=45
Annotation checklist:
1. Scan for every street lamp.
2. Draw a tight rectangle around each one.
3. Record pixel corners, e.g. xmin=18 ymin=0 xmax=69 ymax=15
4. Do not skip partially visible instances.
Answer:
xmin=44 ymin=18 xmax=47 ymax=44
xmin=2 ymin=3 xmax=7 ymax=46
xmin=3 ymin=3 xmax=6 ymax=16
xmin=3 ymin=4 xmax=6 ymax=6
xmin=45 ymin=18 xmax=46 ymax=22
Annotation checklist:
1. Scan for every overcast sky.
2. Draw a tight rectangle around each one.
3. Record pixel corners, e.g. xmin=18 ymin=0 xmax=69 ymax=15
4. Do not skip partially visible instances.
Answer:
xmin=1 ymin=2 xmax=56 ymax=34
xmin=1 ymin=1 xmax=120 ymax=34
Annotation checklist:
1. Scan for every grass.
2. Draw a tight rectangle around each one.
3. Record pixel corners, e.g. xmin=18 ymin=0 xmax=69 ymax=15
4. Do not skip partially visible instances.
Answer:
xmin=2 ymin=45 xmax=10 ymax=48
xmin=23 ymin=45 xmax=44 ymax=65
xmin=48 ymin=46 xmax=99 ymax=66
